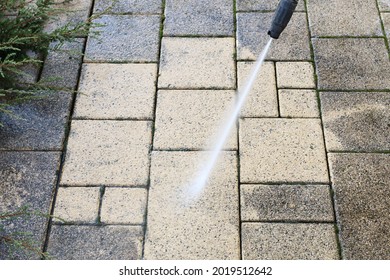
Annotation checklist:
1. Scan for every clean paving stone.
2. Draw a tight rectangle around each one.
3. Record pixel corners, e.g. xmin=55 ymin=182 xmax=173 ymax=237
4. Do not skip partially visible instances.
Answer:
xmin=237 ymin=62 xmax=278 ymax=117
xmin=320 ymin=92 xmax=390 ymax=152
xmin=94 ymin=0 xmax=162 ymax=14
xmin=61 ymin=120 xmax=152 ymax=186
xmin=236 ymin=12 xmax=311 ymax=60
xmin=242 ymin=223 xmax=339 ymax=259
xmin=144 ymin=151 xmax=240 ymax=259
xmin=329 ymin=153 xmax=390 ymax=259
xmin=53 ymin=187 xmax=100 ymax=223
xmin=47 ymin=225 xmax=143 ymax=260
xmin=101 ymin=188 xmax=147 ymax=224
xmin=158 ymin=38 xmax=235 ymax=89
xmin=84 ymin=15 xmax=160 ymax=62
xmin=74 ymin=63 xmax=157 ymax=119
xmin=239 ymin=118 xmax=329 ymax=183
xmin=164 ymin=0 xmax=233 ymax=36
xmin=377 ymin=0 xmax=390 ymax=11
xmin=276 ymin=62 xmax=315 ymax=89
xmin=313 ymin=38 xmax=390 ymax=90
xmin=153 ymin=90 xmax=237 ymax=150
xmin=383 ymin=13 xmax=390 ymax=37
xmin=279 ymin=89 xmax=319 ymax=118
xmin=240 ymin=185 xmax=334 ymax=222
xmin=0 ymin=152 xmax=60 ymax=259
xmin=236 ymin=0 xmax=306 ymax=11
xmin=307 ymin=0 xmax=382 ymax=36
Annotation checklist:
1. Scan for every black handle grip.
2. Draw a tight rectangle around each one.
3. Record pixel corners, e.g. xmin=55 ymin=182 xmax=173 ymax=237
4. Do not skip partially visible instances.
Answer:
xmin=268 ymin=0 xmax=298 ymax=39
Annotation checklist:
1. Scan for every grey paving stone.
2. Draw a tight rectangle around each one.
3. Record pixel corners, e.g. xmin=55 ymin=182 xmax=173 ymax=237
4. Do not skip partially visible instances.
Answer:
xmin=329 ymin=153 xmax=390 ymax=259
xmin=383 ymin=13 xmax=390 ymax=37
xmin=0 ymin=152 xmax=60 ymax=259
xmin=144 ymin=151 xmax=240 ymax=259
xmin=84 ymin=15 xmax=160 ymax=62
xmin=74 ymin=63 xmax=157 ymax=119
xmin=61 ymin=120 xmax=152 ymax=186
xmin=279 ymin=89 xmax=319 ymax=118
xmin=164 ymin=0 xmax=234 ymax=36
xmin=320 ymin=92 xmax=390 ymax=152
xmin=307 ymin=0 xmax=382 ymax=36
xmin=0 ymin=91 xmax=73 ymax=150
xmin=94 ymin=0 xmax=162 ymax=14
xmin=40 ymin=39 xmax=84 ymax=90
xmin=237 ymin=0 xmax=305 ymax=11
xmin=242 ymin=223 xmax=339 ymax=259
xmin=239 ymin=118 xmax=329 ymax=183
xmin=153 ymin=90 xmax=237 ymax=150
xmin=158 ymin=38 xmax=235 ymax=89
xmin=47 ymin=225 xmax=143 ymax=259
xmin=378 ymin=0 xmax=390 ymax=11
xmin=241 ymin=185 xmax=334 ymax=222
xmin=236 ymin=12 xmax=311 ymax=60
xmin=313 ymin=38 xmax=390 ymax=90
xmin=237 ymin=62 xmax=278 ymax=117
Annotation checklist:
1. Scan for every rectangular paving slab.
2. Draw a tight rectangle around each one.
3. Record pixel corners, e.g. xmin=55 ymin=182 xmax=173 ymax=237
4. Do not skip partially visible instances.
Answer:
xmin=74 ymin=63 xmax=157 ymax=120
xmin=383 ymin=13 xmax=390 ymax=37
xmin=320 ymin=92 xmax=390 ymax=152
xmin=94 ymin=0 xmax=162 ymax=14
xmin=378 ymin=0 xmax=390 ymax=11
xmin=279 ymin=89 xmax=319 ymax=118
xmin=313 ymin=38 xmax=390 ymax=90
xmin=61 ymin=120 xmax=152 ymax=186
xmin=47 ymin=225 xmax=143 ymax=259
xmin=0 ymin=152 xmax=60 ymax=259
xmin=242 ymin=223 xmax=339 ymax=259
xmin=329 ymin=153 xmax=390 ymax=259
xmin=164 ymin=0 xmax=234 ymax=36
xmin=276 ymin=62 xmax=315 ymax=89
xmin=239 ymin=118 xmax=329 ymax=183
xmin=236 ymin=0 xmax=306 ymax=11
xmin=241 ymin=184 xmax=334 ymax=222
xmin=144 ymin=151 xmax=240 ymax=259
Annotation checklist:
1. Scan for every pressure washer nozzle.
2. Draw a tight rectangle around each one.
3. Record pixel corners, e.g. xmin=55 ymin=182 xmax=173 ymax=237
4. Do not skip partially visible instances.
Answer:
xmin=268 ymin=0 xmax=298 ymax=39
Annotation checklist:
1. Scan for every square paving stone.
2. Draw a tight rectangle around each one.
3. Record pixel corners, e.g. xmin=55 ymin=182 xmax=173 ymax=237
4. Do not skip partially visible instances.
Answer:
xmin=94 ymin=0 xmax=162 ymax=14
xmin=158 ymin=38 xmax=235 ymax=89
xmin=239 ymin=118 xmax=329 ymax=183
xmin=237 ymin=62 xmax=278 ymax=117
xmin=144 ymin=151 xmax=240 ymax=259
xmin=74 ymin=63 xmax=157 ymax=119
xmin=237 ymin=0 xmax=305 ymax=11
xmin=307 ymin=0 xmax=382 ymax=36
xmin=383 ymin=13 xmax=390 ymax=37
xmin=53 ymin=187 xmax=100 ymax=223
xmin=101 ymin=188 xmax=147 ymax=224
xmin=164 ymin=0 xmax=233 ymax=36
xmin=154 ymin=90 xmax=237 ymax=150
xmin=242 ymin=223 xmax=339 ymax=259
xmin=379 ymin=0 xmax=390 ymax=11
xmin=279 ymin=89 xmax=319 ymax=118
xmin=84 ymin=15 xmax=160 ymax=62
xmin=241 ymin=185 xmax=334 ymax=222
xmin=0 ymin=152 xmax=60 ymax=259
xmin=0 ymin=91 xmax=73 ymax=150
xmin=276 ymin=62 xmax=316 ymax=89
xmin=237 ymin=12 xmax=311 ymax=60
xmin=313 ymin=38 xmax=390 ymax=90
xmin=320 ymin=92 xmax=390 ymax=152
xmin=47 ymin=225 xmax=143 ymax=259
xmin=61 ymin=120 xmax=152 ymax=186
xmin=329 ymin=153 xmax=390 ymax=259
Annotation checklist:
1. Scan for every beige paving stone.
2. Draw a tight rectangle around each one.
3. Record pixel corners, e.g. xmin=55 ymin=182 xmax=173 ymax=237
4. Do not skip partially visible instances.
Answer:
xmin=74 ymin=63 xmax=157 ymax=119
xmin=383 ymin=13 xmax=390 ymax=37
xmin=101 ymin=188 xmax=147 ymax=224
xmin=61 ymin=120 xmax=152 ymax=186
xmin=144 ymin=151 xmax=240 ymax=259
xmin=237 ymin=62 xmax=278 ymax=117
xmin=241 ymin=185 xmax=334 ymax=222
xmin=239 ymin=118 xmax=328 ymax=183
xmin=379 ymin=0 xmax=390 ymax=11
xmin=158 ymin=38 xmax=236 ymax=89
xmin=154 ymin=90 xmax=237 ymax=150
xmin=242 ymin=223 xmax=339 ymax=259
xmin=279 ymin=89 xmax=319 ymax=118
xmin=53 ymin=187 xmax=100 ymax=223
xmin=276 ymin=62 xmax=315 ymax=89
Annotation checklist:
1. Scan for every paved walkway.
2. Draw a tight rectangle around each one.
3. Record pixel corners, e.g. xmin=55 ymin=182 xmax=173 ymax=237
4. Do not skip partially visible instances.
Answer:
xmin=1 ymin=0 xmax=390 ymax=260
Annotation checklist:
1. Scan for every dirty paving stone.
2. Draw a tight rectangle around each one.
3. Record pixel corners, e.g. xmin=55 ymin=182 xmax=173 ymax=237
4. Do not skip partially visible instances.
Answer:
xmin=320 ymin=92 xmax=390 ymax=152
xmin=94 ymin=0 xmax=162 ymax=14
xmin=47 ymin=225 xmax=143 ymax=260
xmin=236 ymin=0 xmax=305 ymax=11
xmin=0 ymin=152 xmax=60 ymax=259
xmin=329 ymin=153 xmax=390 ymax=259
